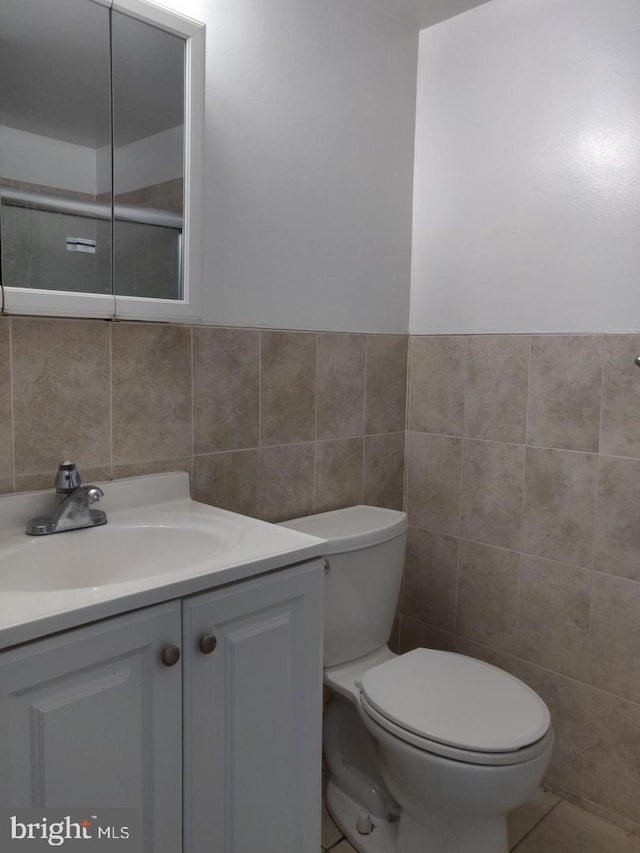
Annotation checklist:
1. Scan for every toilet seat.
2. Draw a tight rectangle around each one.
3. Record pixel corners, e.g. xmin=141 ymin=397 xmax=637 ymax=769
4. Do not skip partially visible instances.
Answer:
xmin=359 ymin=693 xmax=553 ymax=766
xmin=359 ymin=648 xmax=552 ymax=766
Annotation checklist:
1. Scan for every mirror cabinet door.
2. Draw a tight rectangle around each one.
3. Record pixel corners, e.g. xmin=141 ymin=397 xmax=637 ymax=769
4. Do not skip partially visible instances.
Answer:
xmin=0 ymin=0 xmax=203 ymax=322
xmin=0 ymin=0 xmax=114 ymax=316
xmin=112 ymin=9 xmax=185 ymax=303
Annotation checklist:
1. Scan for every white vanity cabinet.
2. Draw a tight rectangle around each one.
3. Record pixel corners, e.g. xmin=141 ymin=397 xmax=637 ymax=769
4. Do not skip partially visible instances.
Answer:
xmin=0 ymin=560 xmax=324 ymax=853
xmin=0 ymin=600 xmax=183 ymax=851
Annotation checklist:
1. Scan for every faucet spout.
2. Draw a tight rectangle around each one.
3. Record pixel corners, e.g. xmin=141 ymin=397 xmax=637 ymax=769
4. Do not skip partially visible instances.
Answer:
xmin=51 ymin=485 xmax=106 ymax=532
xmin=26 ymin=463 xmax=108 ymax=536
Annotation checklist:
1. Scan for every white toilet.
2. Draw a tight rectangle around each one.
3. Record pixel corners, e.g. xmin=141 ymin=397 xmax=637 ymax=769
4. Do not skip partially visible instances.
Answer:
xmin=280 ymin=505 xmax=553 ymax=853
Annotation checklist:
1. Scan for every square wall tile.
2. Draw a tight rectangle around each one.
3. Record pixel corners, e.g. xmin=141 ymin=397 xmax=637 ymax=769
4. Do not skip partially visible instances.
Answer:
xmin=192 ymin=450 xmax=259 ymax=518
xmin=601 ymin=334 xmax=640 ymax=458
xmin=316 ymin=334 xmax=365 ymax=439
xmin=527 ymin=335 xmax=603 ymax=452
xmin=315 ymin=438 xmax=363 ymax=513
xmin=12 ymin=318 xmax=111 ymax=475
xmin=259 ymin=443 xmax=315 ymax=523
xmin=457 ymin=540 xmax=519 ymax=653
xmin=589 ymin=573 xmax=640 ymax=704
xmin=112 ymin=322 xmax=191 ymax=464
xmin=455 ymin=636 xmax=520 ymax=674
xmin=193 ymin=327 xmax=259 ymax=453
xmin=398 ymin=616 xmax=456 ymax=654
xmin=522 ymin=447 xmax=597 ymax=567
xmin=260 ymin=332 xmax=316 ymax=446
xmin=364 ymin=335 xmax=407 ymax=434
xmin=408 ymin=336 xmax=466 ymax=436
xmin=509 ymin=658 xmax=589 ymax=795
xmin=363 ymin=432 xmax=404 ymax=510
xmin=406 ymin=432 xmax=461 ymax=535
xmin=0 ymin=318 xmax=13 ymax=482
xmin=461 ymin=439 xmax=525 ymax=550
xmin=464 ymin=334 xmax=529 ymax=444
xmin=594 ymin=455 xmax=640 ymax=582
xmin=517 ymin=555 xmax=592 ymax=681
xmin=582 ymin=687 xmax=640 ymax=824
xmin=402 ymin=527 xmax=458 ymax=631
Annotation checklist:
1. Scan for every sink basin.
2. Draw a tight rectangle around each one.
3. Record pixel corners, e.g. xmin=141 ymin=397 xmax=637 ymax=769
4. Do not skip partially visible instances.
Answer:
xmin=0 ymin=471 xmax=326 ymax=650
xmin=0 ymin=519 xmax=241 ymax=592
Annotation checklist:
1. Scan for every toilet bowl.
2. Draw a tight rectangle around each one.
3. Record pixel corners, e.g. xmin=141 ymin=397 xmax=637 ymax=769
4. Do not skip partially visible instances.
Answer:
xmin=280 ymin=506 xmax=553 ymax=853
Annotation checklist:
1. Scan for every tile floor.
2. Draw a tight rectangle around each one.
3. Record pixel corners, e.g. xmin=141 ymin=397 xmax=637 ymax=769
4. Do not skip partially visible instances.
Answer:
xmin=321 ymin=789 xmax=640 ymax=852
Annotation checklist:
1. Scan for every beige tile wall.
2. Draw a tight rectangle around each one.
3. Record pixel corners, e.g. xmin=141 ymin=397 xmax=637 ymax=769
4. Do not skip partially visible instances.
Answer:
xmin=0 ymin=316 xmax=406 ymax=523
xmin=403 ymin=333 xmax=640 ymax=828
xmin=10 ymin=316 xmax=640 ymax=826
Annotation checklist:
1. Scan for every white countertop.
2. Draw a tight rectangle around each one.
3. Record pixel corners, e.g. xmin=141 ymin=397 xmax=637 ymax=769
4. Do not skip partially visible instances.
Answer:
xmin=0 ymin=472 xmax=326 ymax=649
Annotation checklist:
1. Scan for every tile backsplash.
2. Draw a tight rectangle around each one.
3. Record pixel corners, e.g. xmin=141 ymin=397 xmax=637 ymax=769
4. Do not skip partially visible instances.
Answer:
xmin=7 ymin=316 xmax=640 ymax=830
xmin=402 ymin=333 xmax=640 ymax=829
xmin=0 ymin=316 xmax=406 ymax=523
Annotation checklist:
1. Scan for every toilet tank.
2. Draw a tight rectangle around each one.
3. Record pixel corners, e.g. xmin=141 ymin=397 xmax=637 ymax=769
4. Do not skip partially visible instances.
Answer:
xmin=279 ymin=506 xmax=407 ymax=667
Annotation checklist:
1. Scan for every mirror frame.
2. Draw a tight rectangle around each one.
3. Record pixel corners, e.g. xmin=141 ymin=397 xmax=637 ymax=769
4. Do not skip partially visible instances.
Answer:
xmin=0 ymin=0 xmax=204 ymax=324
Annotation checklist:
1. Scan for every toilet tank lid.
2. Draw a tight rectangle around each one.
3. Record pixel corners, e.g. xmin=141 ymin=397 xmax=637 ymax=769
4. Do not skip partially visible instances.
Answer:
xmin=278 ymin=505 xmax=407 ymax=554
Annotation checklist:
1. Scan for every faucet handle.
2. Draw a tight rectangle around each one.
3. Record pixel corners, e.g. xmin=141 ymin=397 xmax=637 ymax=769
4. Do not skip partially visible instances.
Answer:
xmin=55 ymin=461 xmax=81 ymax=493
xmin=83 ymin=486 xmax=104 ymax=504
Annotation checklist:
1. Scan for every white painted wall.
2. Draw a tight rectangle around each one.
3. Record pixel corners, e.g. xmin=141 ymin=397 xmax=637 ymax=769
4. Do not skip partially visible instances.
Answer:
xmin=410 ymin=0 xmax=640 ymax=335
xmin=155 ymin=0 xmax=417 ymax=332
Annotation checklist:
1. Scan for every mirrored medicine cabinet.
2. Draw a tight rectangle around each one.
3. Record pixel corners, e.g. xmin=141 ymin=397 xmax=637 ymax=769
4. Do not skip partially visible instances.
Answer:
xmin=0 ymin=0 xmax=204 ymax=322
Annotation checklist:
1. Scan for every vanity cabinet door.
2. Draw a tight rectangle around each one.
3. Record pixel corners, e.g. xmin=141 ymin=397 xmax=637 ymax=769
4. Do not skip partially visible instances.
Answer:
xmin=182 ymin=560 xmax=324 ymax=853
xmin=0 ymin=602 xmax=182 ymax=853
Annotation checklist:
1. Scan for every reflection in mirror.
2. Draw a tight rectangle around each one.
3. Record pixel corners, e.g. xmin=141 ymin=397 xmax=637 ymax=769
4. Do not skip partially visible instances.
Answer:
xmin=112 ymin=10 xmax=185 ymax=301
xmin=0 ymin=0 xmax=112 ymax=295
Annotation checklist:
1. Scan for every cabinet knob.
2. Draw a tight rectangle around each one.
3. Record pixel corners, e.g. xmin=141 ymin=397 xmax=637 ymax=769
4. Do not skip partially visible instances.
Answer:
xmin=199 ymin=634 xmax=217 ymax=655
xmin=161 ymin=645 xmax=181 ymax=667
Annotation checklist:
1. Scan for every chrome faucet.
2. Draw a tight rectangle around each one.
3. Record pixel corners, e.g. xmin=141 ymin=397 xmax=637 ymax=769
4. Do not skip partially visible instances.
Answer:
xmin=26 ymin=461 xmax=107 ymax=535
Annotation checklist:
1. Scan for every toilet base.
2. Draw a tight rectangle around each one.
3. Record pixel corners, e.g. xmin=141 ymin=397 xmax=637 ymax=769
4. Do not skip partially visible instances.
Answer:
xmin=325 ymin=779 xmax=398 ymax=853
xmin=326 ymin=778 xmax=508 ymax=853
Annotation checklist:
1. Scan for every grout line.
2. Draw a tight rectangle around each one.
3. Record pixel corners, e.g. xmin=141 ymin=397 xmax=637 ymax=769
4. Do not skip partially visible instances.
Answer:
xmin=407 ymin=522 xmax=601 ymax=577
xmin=314 ymin=333 xmax=319 ymax=444
xmin=257 ymin=330 xmax=263 ymax=519
xmin=188 ymin=326 xmax=195 ymax=493
xmin=8 ymin=318 xmax=16 ymax=491
xmin=453 ymin=534 xmax=460 ymax=639
xmin=361 ymin=334 xmax=368 ymax=438
xmin=510 ymin=796 xmax=563 ymax=851
xmin=597 ymin=335 xmax=607 ymax=458
xmin=189 ymin=326 xmax=194 ymax=461
xmin=403 ymin=336 xmax=410 ymax=513
xmin=108 ymin=321 xmax=114 ymax=479
xmin=457 ymin=434 xmax=464 ymax=540
xmin=513 ymin=341 xmax=532 ymax=655
xmin=405 ymin=334 xmax=412 ymax=433
xmin=585 ymin=342 xmax=604 ymax=712
xmin=524 ymin=335 xmax=533 ymax=447
xmin=190 ymin=432 xmax=405 ymax=461
xmin=313 ymin=334 xmax=319 ymax=512
xmin=592 ymin=337 xmax=607 ymax=571
xmin=403 ymin=430 xmax=606 ymax=458
xmin=362 ymin=337 xmax=368 ymax=503
xmin=451 ymin=628 xmax=640 ymax=709
xmin=461 ymin=334 xmax=469 ymax=441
